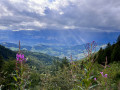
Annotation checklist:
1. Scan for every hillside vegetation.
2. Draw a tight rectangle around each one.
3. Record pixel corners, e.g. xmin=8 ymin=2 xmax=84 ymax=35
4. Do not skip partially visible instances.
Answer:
xmin=0 ymin=45 xmax=16 ymax=60
xmin=0 ymin=36 xmax=120 ymax=90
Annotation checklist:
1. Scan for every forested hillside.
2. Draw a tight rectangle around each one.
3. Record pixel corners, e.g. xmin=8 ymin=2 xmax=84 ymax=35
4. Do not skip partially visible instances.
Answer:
xmin=0 ymin=37 xmax=120 ymax=90
xmin=0 ymin=45 xmax=60 ymax=72
xmin=22 ymin=50 xmax=60 ymax=71
xmin=97 ymin=36 xmax=120 ymax=64
xmin=0 ymin=45 xmax=16 ymax=60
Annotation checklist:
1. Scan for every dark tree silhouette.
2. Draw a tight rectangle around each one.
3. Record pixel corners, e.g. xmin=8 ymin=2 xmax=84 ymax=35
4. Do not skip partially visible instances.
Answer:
xmin=117 ymin=35 xmax=120 ymax=42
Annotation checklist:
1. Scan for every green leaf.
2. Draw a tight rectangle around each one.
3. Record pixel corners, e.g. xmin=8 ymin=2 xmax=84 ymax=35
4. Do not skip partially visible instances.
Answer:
xmin=78 ymin=86 xmax=84 ymax=90
xmin=13 ymin=76 xmax=17 ymax=82
xmin=89 ymin=76 xmax=94 ymax=80
xmin=84 ymin=68 xmax=88 ymax=72
xmin=88 ymin=84 xmax=98 ymax=89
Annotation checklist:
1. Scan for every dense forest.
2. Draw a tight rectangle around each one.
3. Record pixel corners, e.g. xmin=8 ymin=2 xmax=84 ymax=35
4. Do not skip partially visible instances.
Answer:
xmin=97 ymin=35 xmax=120 ymax=64
xmin=0 ymin=36 xmax=120 ymax=90
xmin=0 ymin=45 xmax=16 ymax=60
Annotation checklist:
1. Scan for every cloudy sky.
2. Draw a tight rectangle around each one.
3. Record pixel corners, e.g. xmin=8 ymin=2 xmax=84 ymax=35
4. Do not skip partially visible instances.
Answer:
xmin=0 ymin=0 xmax=120 ymax=45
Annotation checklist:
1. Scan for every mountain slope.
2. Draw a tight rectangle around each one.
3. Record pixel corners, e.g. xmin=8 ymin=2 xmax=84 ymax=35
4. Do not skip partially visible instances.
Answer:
xmin=0 ymin=45 xmax=16 ymax=60
xmin=0 ymin=45 xmax=60 ymax=70
xmin=0 ymin=42 xmax=107 ymax=60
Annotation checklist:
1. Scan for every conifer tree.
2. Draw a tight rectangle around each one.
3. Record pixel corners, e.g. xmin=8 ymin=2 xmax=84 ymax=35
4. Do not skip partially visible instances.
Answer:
xmin=0 ymin=55 xmax=4 ymax=70
xmin=117 ymin=35 xmax=120 ymax=42
xmin=97 ymin=48 xmax=105 ymax=64
xmin=111 ymin=43 xmax=120 ymax=62
xmin=104 ymin=43 xmax=111 ymax=63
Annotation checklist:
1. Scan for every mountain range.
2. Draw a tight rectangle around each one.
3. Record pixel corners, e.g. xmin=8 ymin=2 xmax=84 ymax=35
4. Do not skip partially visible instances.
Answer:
xmin=0 ymin=42 xmax=107 ymax=59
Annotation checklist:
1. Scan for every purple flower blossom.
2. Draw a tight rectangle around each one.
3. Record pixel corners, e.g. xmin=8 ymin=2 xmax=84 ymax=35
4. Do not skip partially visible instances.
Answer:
xmin=94 ymin=77 xmax=97 ymax=81
xmin=100 ymin=72 xmax=108 ymax=78
xmin=16 ymin=53 xmax=26 ymax=63
xmin=100 ymin=72 xmax=103 ymax=76
xmin=21 ymin=54 xmax=24 ymax=59
xmin=104 ymin=74 xmax=107 ymax=78
xmin=17 ymin=58 xmax=19 ymax=61
xmin=16 ymin=54 xmax=20 ymax=58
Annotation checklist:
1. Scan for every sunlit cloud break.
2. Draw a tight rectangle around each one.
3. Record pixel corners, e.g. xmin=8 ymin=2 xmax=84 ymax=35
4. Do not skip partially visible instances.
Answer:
xmin=0 ymin=0 xmax=120 ymax=32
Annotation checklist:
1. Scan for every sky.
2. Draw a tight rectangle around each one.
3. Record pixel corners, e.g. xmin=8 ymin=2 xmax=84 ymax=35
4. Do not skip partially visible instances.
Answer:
xmin=0 ymin=0 xmax=120 ymax=45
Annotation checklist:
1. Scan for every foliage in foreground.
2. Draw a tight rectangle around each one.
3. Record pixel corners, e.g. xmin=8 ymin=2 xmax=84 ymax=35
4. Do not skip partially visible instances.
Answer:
xmin=0 ymin=40 xmax=120 ymax=90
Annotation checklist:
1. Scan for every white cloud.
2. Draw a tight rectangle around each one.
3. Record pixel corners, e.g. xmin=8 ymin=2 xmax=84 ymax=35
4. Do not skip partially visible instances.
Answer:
xmin=12 ymin=30 xmax=20 ymax=31
xmin=100 ymin=44 xmax=107 ymax=48
xmin=33 ymin=21 xmax=47 ymax=27
xmin=64 ymin=25 xmax=78 ymax=29
xmin=0 ymin=26 xmax=8 ymax=30
xmin=59 ymin=11 xmax=64 ymax=15
xmin=0 ymin=0 xmax=120 ymax=31
xmin=0 ymin=3 xmax=13 ymax=18
xmin=18 ymin=21 xmax=46 ymax=28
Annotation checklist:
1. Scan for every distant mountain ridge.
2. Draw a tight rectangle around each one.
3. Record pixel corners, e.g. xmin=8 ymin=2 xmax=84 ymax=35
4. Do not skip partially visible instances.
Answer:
xmin=0 ymin=45 xmax=60 ymax=68
xmin=0 ymin=42 xmax=107 ymax=60
xmin=0 ymin=42 xmax=32 ymax=51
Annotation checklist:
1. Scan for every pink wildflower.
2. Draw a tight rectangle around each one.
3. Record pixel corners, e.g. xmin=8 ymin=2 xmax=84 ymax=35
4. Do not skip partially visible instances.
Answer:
xmin=17 ymin=58 xmax=19 ymax=61
xmin=94 ymin=78 xmax=97 ymax=81
xmin=16 ymin=53 xmax=26 ymax=63
xmin=104 ymin=74 xmax=107 ymax=78
xmin=100 ymin=72 xmax=103 ymax=76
